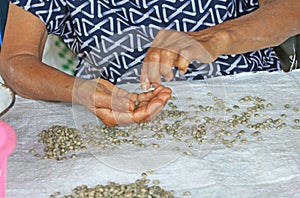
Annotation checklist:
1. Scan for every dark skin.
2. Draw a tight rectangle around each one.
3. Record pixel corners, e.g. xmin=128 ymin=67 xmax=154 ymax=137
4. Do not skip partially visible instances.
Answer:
xmin=140 ymin=0 xmax=300 ymax=90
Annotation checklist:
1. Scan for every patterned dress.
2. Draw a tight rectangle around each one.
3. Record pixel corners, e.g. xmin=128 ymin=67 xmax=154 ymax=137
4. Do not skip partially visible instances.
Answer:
xmin=12 ymin=0 xmax=281 ymax=84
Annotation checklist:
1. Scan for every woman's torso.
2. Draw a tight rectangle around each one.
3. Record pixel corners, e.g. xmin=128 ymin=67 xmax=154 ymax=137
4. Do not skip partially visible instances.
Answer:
xmin=12 ymin=0 xmax=281 ymax=84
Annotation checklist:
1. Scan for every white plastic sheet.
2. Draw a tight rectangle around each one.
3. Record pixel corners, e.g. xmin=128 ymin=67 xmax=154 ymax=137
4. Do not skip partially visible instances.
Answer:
xmin=2 ymin=70 xmax=300 ymax=198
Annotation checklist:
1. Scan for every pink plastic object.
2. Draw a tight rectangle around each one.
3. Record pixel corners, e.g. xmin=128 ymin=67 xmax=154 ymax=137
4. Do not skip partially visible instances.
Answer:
xmin=0 ymin=121 xmax=16 ymax=198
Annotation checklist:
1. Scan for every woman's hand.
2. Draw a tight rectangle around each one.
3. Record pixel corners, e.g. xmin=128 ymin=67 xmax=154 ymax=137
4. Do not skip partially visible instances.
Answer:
xmin=140 ymin=29 xmax=218 ymax=90
xmin=141 ymin=0 xmax=300 ymax=90
xmin=73 ymin=78 xmax=172 ymax=126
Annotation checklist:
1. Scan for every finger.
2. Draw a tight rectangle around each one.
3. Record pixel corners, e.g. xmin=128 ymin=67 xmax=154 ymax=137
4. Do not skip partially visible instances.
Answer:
xmin=133 ymin=87 xmax=172 ymax=122
xmin=94 ymin=89 xmax=172 ymax=126
xmin=112 ymin=89 xmax=137 ymax=112
xmin=160 ymin=50 xmax=177 ymax=81
xmin=96 ymin=108 xmax=136 ymax=126
xmin=154 ymin=88 xmax=172 ymax=106
xmin=137 ymin=86 xmax=171 ymax=109
xmin=146 ymin=90 xmax=172 ymax=120
xmin=137 ymin=86 xmax=163 ymax=102
xmin=140 ymin=66 xmax=151 ymax=91
xmin=95 ymin=108 xmax=117 ymax=127
xmin=94 ymin=93 xmax=134 ymax=112
xmin=144 ymin=48 xmax=162 ymax=88
xmin=141 ymin=48 xmax=155 ymax=91
xmin=176 ymin=52 xmax=190 ymax=75
xmin=154 ymin=86 xmax=172 ymax=96
xmin=150 ymin=86 xmax=172 ymax=101
xmin=93 ymin=79 xmax=136 ymax=112
xmin=141 ymin=30 xmax=181 ymax=90
xmin=133 ymin=98 xmax=165 ymax=123
xmin=137 ymin=101 xmax=148 ymax=108
xmin=128 ymin=92 xmax=138 ymax=102
xmin=113 ymin=111 xmax=135 ymax=126
xmin=148 ymin=100 xmax=166 ymax=119
xmin=111 ymin=97 xmax=136 ymax=112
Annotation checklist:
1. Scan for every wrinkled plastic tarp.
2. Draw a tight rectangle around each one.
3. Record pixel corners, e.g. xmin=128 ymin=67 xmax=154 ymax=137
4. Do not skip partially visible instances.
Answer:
xmin=2 ymin=70 xmax=300 ymax=198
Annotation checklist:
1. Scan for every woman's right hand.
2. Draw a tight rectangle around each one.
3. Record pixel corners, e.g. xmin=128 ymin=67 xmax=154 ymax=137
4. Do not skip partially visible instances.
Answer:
xmin=73 ymin=78 xmax=172 ymax=126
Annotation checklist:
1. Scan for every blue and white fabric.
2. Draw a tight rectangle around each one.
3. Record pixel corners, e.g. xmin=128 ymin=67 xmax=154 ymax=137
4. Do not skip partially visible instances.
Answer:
xmin=0 ymin=0 xmax=9 ymax=48
xmin=11 ymin=0 xmax=281 ymax=84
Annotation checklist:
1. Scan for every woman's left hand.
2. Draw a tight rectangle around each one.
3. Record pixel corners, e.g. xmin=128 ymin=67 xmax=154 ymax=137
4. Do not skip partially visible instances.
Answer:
xmin=140 ymin=29 xmax=218 ymax=90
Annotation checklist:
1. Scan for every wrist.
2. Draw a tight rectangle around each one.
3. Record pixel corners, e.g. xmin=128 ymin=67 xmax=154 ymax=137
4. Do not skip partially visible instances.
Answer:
xmin=189 ymin=27 xmax=233 ymax=61
xmin=72 ymin=78 xmax=92 ymax=107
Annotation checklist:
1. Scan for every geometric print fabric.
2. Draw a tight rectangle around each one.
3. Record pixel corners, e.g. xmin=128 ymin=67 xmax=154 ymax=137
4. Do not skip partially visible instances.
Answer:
xmin=12 ymin=0 xmax=281 ymax=84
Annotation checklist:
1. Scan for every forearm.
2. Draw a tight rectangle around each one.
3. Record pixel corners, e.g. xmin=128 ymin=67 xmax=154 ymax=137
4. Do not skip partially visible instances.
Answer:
xmin=194 ymin=0 xmax=300 ymax=59
xmin=0 ymin=54 xmax=76 ymax=103
xmin=0 ymin=3 xmax=83 ymax=104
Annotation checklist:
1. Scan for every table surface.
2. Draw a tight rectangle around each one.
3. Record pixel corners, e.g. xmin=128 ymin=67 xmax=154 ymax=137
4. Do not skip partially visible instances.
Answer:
xmin=2 ymin=70 xmax=300 ymax=198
